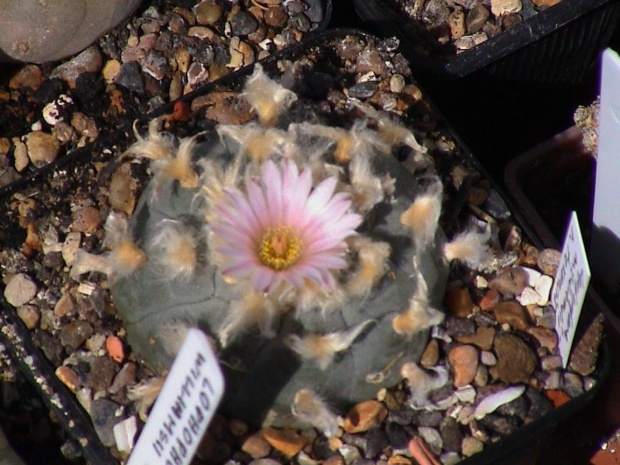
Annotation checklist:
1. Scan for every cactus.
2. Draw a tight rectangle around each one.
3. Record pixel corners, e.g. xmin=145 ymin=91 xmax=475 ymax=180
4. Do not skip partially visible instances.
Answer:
xmin=104 ymin=65 xmax=483 ymax=429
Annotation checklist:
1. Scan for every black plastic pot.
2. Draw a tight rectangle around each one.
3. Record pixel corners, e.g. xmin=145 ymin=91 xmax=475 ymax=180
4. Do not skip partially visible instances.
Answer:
xmin=354 ymin=0 xmax=620 ymax=82
xmin=0 ymin=30 xmax=609 ymax=465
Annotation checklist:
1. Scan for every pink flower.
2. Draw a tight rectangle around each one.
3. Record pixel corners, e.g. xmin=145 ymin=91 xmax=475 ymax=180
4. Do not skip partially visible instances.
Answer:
xmin=211 ymin=159 xmax=362 ymax=292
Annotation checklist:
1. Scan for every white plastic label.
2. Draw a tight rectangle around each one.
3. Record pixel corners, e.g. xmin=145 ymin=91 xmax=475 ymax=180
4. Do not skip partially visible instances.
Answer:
xmin=127 ymin=329 xmax=224 ymax=465
xmin=551 ymin=211 xmax=591 ymax=368
xmin=591 ymin=48 xmax=620 ymax=301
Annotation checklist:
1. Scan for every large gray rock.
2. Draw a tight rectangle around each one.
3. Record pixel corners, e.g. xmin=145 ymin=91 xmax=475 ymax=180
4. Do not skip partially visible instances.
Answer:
xmin=112 ymin=137 xmax=448 ymax=427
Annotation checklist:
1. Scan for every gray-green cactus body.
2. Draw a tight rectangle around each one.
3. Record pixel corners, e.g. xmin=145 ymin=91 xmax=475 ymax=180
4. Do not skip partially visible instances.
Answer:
xmin=112 ymin=133 xmax=448 ymax=427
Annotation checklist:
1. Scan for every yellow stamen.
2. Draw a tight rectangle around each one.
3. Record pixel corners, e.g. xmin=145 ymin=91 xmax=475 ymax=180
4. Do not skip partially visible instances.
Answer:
xmin=258 ymin=227 xmax=302 ymax=270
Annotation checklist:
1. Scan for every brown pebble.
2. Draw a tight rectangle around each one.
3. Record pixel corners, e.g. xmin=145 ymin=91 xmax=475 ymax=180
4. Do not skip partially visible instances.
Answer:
xmin=9 ymin=64 xmax=43 ymax=91
xmin=262 ymin=428 xmax=306 ymax=457
xmin=457 ymin=326 xmax=495 ymax=351
xmin=194 ymin=1 xmax=222 ymax=25
xmin=527 ymin=327 xmax=558 ymax=352
xmin=537 ymin=249 xmax=561 ymax=276
xmin=229 ymin=418 xmax=249 ymax=437
xmin=479 ymin=289 xmax=500 ymax=311
xmin=85 ymin=356 xmax=117 ymax=392
xmin=531 ymin=0 xmax=562 ymax=6
xmin=195 ymin=432 xmax=216 ymax=460
xmin=53 ymin=293 xmax=75 ymax=317
xmin=191 ymin=91 xmax=254 ymax=125
xmin=489 ymin=267 xmax=529 ymax=296
xmin=388 ymin=455 xmax=413 ymax=465
xmin=17 ymin=304 xmax=40 ymax=329
xmin=448 ymin=344 xmax=479 ymax=388
xmin=445 ymin=287 xmax=474 ymax=317
xmin=56 ymin=366 xmax=81 ymax=393
xmin=50 ymin=46 xmax=103 ymax=89
xmin=492 ymin=333 xmax=537 ymax=384
xmin=324 ymin=455 xmax=345 ymax=465
xmin=106 ymin=335 xmax=125 ymax=363
xmin=60 ymin=320 xmax=94 ymax=351
xmin=241 ymin=433 xmax=271 ymax=459
xmin=109 ymin=164 xmax=137 ymax=216
xmin=343 ymin=400 xmax=388 ymax=433
xmin=493 ymin=301 xmax=529 ymax=331
xmin=72 ymin=206 xmax=102 ymax=234
xmin=569 ymin=312 xmax=604 ymax=376
xmin=448 ymin=9 xmax=466 ymax=40
xmin=264 ymin=6 xmax=288 ymax=27
xmin=25 ymin=131 xmax=61 ymax=168
xmin=467 ymin=4 xmax=490 ymax=34
xmin=420 ymin=338 xmax=440 ymax=368
xmin=521 ymin=244 xmax=539 ymax=266
xmin=109 ymin=362 xmax=136 ymax=394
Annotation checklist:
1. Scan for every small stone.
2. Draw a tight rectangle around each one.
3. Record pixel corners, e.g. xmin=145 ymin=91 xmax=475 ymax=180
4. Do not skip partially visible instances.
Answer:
xmin=479 ymin=289 xmax=500 ymax=311
xmin=481 ymin=414 xmax=519 ymax=436
xmin=492 ymin=333 xmax=537 ymax=383
xmin=535 ymin=275 xmax=553 ymax=305
xmin=339 ymin=444 xmax=362 ymax=465
xmin=344 ymin=401 xmax=388 ymax=433
xmin=357 ymin=50 xmax=385 ymax=75
xmin=491 ymin=0 xmax=522 ymax=16
xmin=489 ymin=267 xmax=529 ymax=296
xmin=242 ymin=433 xmax=272 ymax=459
xmin=13 ymin=140 xmax=29 ymax=172
xmin=569 ymin=312 xmax=603 ymax=376
xmin=50 ymin=46 xmax=103 ymax=89
xmin=25 ymin=131 xmax=61 ymax=168
xmin=474 ymin=364 xmax=489 ymax=387
xmin=531 ymin=0 xmax=562 ymax=6
xmin=4 ymin=273 xmax=38 ymax=307
xmin=466 ymin=4 xmax=490 ymax=34
xmin=348 ymin=81 xmax=378 ymax=100
xmin=91 ymin=398 xmax=125 ymax=448
xmin=109 ymin=362 xmax=136 ymax=394
xmin=102 ymin=60 xmax=121 ymax=82
xmin=106 ymin=335 xmax=125 ymax=363
xmin=525 ymin=387 xmax=553 ymax=421
xmin=389 ymin=75 xmax=406 ymax=93
xmin=116 ymin=62 xmax=144 ymax=93
xmin=231 ymin=11 xmax=258 ymax=36
xmin=457 ymin=326 xmax=495 ymax=351
xmin=541 ymin=355 xmax=563 ymax=371
xmin=72 ymin=206 xmax=101 ymax=234
xmin=365 ymin=427 xmax=389 ymax=458
xmin=9 ymin=64 xmax=43 ymax=91
xmin=56 ymin=366 xmax=81 ymax=392
xmin=70 ymin=112 xmax=99 ymax=141
xmin=59 ymin=320 xmax=94 ymax=351
xmin=420 ymin=339 xmax=440 ymax=367
xmin=229 ymin=419 xmax=249 ymax=437
xmin=265 ymin=6 xmax=288 ymax=27
xmin=62 ymin=232 xmax=81 ymax=266
xmin=480 ymin=350 xmax=497 ymax=366
xmin=17 ymin=304 xmax=40 ymax=329
xmin=439 ymin=417 xmax=461 ymax=453
xmin=537 ymin=249 xmax=561 ymax=276
xmin=448 ymin=9 xmax=466 ymax=40
xmin=445 ymin=287 xmax=474 ymax=317
xmin=191 ymin=91 xmax=254 ymax=125
xmin=387 ymin=455 xmax=412 ymax=465
xmin=194 ymin=1 xmax=223 ymax=25
xmin=417 ymin=427 xmax=443 ymax=456
xmin=448 ymin=345 xmax=479 ymax=387
xmin=493 ymin=301 xmax=529 ymax=330
xmin=85 ymin=356 xmax=117 ymax=392
xmin=444 ymin=315 xmax=476 ymax=337
xmin=186 ymin=61 xmax=209 ymax=89
xmin=262 ymin=428 xmax=306 ymax=457
xmin=440 ymin=452 xmax=461 ymax=465
xmin=461 ymin=437 xmax=483 ymax=457
xmin=113 ymin=416 xmax=138 ymax=454
xmin=412 ymin=410 xmax=443 ymax=428
xmin=141 ymin=51 xmax=169 ymax=80
xmin=527 ymin=327 xmax=558 ymax=352
xmin=188 ymin=26 xmax=215 ymax=39
xmin=545 ymin=389 xmax=571 ymax=408
xmin=517 ymin=287 xmax=541 ymax=306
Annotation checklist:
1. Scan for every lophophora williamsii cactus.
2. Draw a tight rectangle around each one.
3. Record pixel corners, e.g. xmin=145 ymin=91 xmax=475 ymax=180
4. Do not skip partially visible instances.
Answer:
xmin=99 ymin=64 xmax=490 ymax=431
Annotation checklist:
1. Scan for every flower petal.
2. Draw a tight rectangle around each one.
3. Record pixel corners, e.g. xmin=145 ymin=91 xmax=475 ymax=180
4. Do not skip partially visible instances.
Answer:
xmin=263 ymin=159 xmax=283 ymax=226
xmin=251 ymin=267 xmax=275 ymax=292
xmin=247 ymin=179 xmax=270 ymax=230
xmin=298 ymin=176 xmax=338 ymax=228
xmin=302 ymin=253 xmax=348 ymax=269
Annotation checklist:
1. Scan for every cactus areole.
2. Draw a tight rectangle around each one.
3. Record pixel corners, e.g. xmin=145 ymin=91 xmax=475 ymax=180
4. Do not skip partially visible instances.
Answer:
xmin=110 ymin=65 xmax=450 ymax=428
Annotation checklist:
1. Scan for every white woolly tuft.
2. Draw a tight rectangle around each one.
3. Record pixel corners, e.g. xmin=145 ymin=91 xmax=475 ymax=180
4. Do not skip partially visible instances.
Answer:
xmin=123 ymin=117 xmax=176 ymax=162
xmin=218 ymin=292 xmax=282 ymax=347
xmin=444 ymin=227 xmax=491 ymax=269
xmin=242 ymin=63 xmax=297 ymax=126
xmin=345 ymin=236 xmax=391 ymax=298
xmin=400 ymin=181 xmax=443 ymax=248
xmin=400 ymin=362 xmax=450 ymax=409
xmin=128 ymin=377 xmax=166 ymax=421
xmin=149 ymin=220 xmax=201 ymax=280
xmin=102 ymin=211 xmax=147 ymax=279
xmin=292 ymin=389 xmax=340 ymax=437
xmin=287 ymin=319 xmax=376 ymax=369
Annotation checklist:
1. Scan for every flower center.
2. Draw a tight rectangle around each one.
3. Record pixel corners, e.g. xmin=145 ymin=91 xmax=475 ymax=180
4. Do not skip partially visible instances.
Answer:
xmin=258 ymin=227 xmax=302 ymax=270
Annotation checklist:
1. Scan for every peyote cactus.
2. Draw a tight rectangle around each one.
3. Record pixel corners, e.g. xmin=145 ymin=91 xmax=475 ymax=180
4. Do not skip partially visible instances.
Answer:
xmin=99 ymin=64 xmax=489 ymax=430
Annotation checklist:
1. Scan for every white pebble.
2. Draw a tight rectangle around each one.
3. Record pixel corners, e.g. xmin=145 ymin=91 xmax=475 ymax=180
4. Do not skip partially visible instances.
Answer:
xmin=517 ymin=266 xmax=542 ymax=287
xmin=474 ymin=275 xmax=488 ymax=289
xmin=113 ymin=416 xmax=138 ymax=453
xmin=517 ymin=286 xmax=542 ymax=306
xmin=480 ymin=350 xmax=497 ymax=366
xmin=4 ymin=273 xmax=38 ymax=307
xmin=455 ymin=385 xmax=477 ymax=403
xmin=535 ymin=275 xmax=553 ymax=305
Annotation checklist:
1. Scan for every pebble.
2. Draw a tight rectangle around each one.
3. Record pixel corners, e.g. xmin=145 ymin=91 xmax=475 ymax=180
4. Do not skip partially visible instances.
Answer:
xmin=412 ymin=409 xmax=443 ymax=428
xmin=116 ymin=62 xmax=144 ymax=93
xmin=71 ymin=112 xmax=99 ymax=141
xmin=461 ymin=436 xmax=484 ymax=457
xmin=492 ymin=333 xmax=537 ymax=383
xmin=543 ymin=371 xmax=562 ymax=390
xmin=191 ymin=91 xmax=254 ymax=125
xmin=448 ymin=345 xmax=479 ymax=387
xmin=387 ymin=456 xmax=412 ymax=465
xmin=50 ymin=46 xmax=103 ymax=89
xmin=59 ymin=320 xmax=94 ymax=351
xmin=365 ymin=428 xmax=389 ymax=458
xmin=56 ymin=365 xmax=82 ymax=392
xmin=90 ymin=398 xmax=125 ymax=448
xmin=481 ymin=413 xmax=519 ymax=436
xmin=531 ymin=0 xmax=562 ymax=6
xmin=439 ymin=417 xmax=461 ymax=453
xmin=113 ymin=416 xmax=138 ymax=454
xmin=102 ymin=60 xmax=121 ymax=82
xmin=563 ymin=372 xmax=584 ymax=397
xmin=242 ymin=433 xmax=272 ymax=459
xmin=109 ymin=362 xmax=136 ymax=394
xmin=478 ymin=289 xmax=499 ymax=311
xmin=339 ymin=444 xmax=362 ymax=465
xmin=85 ymin=356 xmax=118 ymax=392
xmin=466 ymin=4 xmax=489 ymax=34
xmin=527 ymin=327 xmax=558 ymax=352
xmin=448 ymin=9 xmax=466 ymax=40
xmin=231 ymin=11 xmax=258 ymax=36
xmin=440 ymin=452 xmax=461 ymax=465
xmin=534 ymin=275 xmax=553 ymax=305
xmin=106 ymin=335 xmax=125 ymax=363
xmin=141 ymin=50 xmax=169 ymax=80
xmin=537 ymin=249 xmax=561 ymax=276
xmin=489 ymin=267 xmax=529 ymax=296
xmin=493 ymin=301 xmax=529 ymax=331
xmin=480 ymin=350 xmax=497 ymax=366
xmin=517 ymin=287 xmax=541 ymax=306
xmin=420 ymin=339 xmax=440 ymax=367
xmin=25 ymin=131 xmax=61 ymax=168
xmin=194 ymin=1 xmax=223 ymax=25
xmin=62 ymin=232 xmax=81 ymax=266
xmin=4 ymin=273 xmax=38 ymax=307
xmin=9 ymin=64 xmax=43 ymax=91
xmin=569 ymin=312 xmax=603 ymax=377
xmin=348 ymin=81 xmax=379 ymax=100
xmin=545 ymin=389 xmax=571 ymax=408
xmin=72 ymin=206 xmax=102 ymax=234
xmin=445 ymin=287 xmax=474 ymax=317
xmin=417 ymin=426 xmax=443 ymax=456
xmin=456 ymin=326 xmax=495 ymax=351
xmin=444 ymin=315 xmax=476 ymax=337
xmin=17 ymin=304 xmax=41 ymax=329
xmin=490 ymin=0 xmax=522 ymax=15
xmin=324 ymin=456 xmax=346 ymax=465
xmin=262 ymin=428 xmax=306 ymax=457
xmin=344 ymin=401 xmax=388 ymax=433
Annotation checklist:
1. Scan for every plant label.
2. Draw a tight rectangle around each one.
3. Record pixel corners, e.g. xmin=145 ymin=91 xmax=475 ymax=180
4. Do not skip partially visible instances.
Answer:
xmin=591 ymin=48 xmax=620 ymax=304
xmin=127 ymin=329 xmax=224 ymax=465
xmin=552 ymin=211 xmax=591 ymax=368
